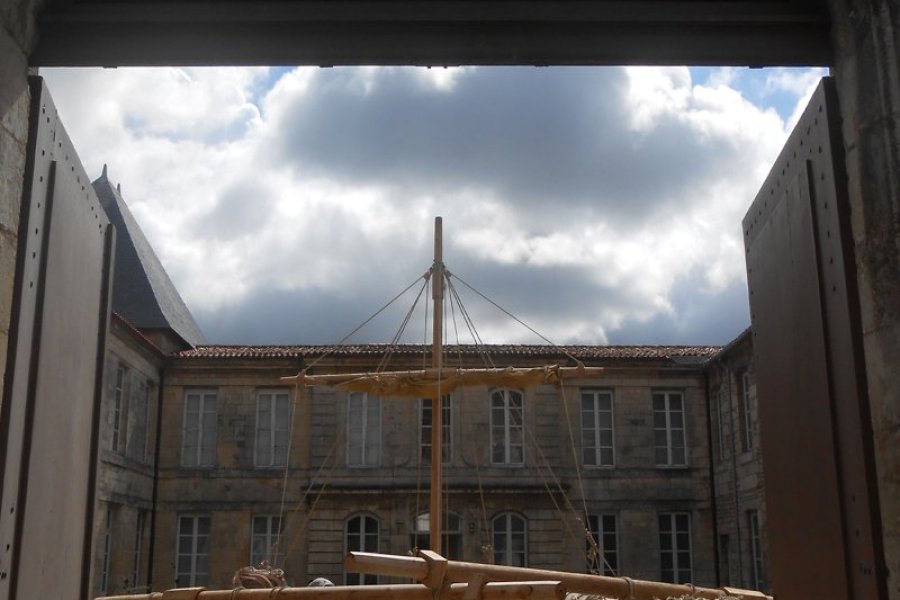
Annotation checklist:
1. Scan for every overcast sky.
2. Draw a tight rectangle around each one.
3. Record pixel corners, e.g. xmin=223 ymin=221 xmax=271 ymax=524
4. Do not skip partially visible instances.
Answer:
xmin=42 ymin=65 xmax=826 ymax=346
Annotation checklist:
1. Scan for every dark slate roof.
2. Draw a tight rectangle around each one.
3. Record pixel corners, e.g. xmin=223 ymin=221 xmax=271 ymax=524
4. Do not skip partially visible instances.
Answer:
xmin=175 ymin=343 xmax=721 ymax=362
xmin=94 ymin=168 xmax=206 ymax=347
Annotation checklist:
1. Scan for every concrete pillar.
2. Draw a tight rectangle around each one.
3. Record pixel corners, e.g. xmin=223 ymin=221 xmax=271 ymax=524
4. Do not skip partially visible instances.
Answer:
xmin=829 ymin=1 xmax=900 ymax=597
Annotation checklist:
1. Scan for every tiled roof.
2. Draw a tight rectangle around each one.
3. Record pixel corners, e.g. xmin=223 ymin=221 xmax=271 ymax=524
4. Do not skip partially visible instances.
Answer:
xmin=175 ymin=343 xmax=722 ymax=361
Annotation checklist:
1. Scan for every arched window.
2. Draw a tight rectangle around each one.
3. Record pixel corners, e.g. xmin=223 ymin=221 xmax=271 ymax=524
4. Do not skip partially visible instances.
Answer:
xmin=490 ymin=389 xmax=524 ymax=465
xmin=412 ymin=512 xmax=462 ymax=559
xmin=344 ymin=514 xmax=380 ymax=584
xmin=492 ymin=513 xmax=527 ymax=567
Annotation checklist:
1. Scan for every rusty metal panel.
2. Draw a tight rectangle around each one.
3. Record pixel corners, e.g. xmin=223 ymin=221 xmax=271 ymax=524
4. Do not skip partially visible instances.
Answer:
xmin=743 ymin=78 xmax=885 ymax=599
xmin=0 ymin=77 xmax=113 ymax=600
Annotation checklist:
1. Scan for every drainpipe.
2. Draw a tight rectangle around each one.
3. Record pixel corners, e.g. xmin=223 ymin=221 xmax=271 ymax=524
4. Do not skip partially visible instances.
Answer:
xmin=146 ymin=362 xmax=166 ymax=590
xmin=703 ymin=367 xmax=720 ymax=586
xmin=723 ymin=361 xmax=744 ymax=587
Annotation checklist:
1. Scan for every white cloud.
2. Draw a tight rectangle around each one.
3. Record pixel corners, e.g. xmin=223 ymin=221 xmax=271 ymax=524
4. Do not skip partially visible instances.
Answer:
xmin=764 ymin=67 xmax=829 ymax=97
xmin=41 ymin=65 xmax=821 ymax=345
xmin=769 ymin=67 xmax=830 ymax=130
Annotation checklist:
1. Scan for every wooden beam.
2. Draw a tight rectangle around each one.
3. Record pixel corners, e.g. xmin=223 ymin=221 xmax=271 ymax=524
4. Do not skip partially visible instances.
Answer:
xmin=30 ymin=1 xmax=831 ymax=66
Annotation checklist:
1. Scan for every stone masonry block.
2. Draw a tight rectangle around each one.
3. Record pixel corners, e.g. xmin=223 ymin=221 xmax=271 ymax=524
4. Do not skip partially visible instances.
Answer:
xmin=0 ymin=27 xmax=29 ymax=115
xmin=0 ymin=108 xmax=27 ymax=239
xmin=0 ymin=79 xmax=29 ymax=146
xmin=0 ymin=229 xmax=16 ymax=334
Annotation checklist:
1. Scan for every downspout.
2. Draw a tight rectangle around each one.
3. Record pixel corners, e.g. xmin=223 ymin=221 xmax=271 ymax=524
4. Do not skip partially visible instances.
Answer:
xmin=724 ymin=361 xmax=744 ymax=587
xmin=146 ymin=361 xmax=166 ymax=590
xmin=703 ymin=366 xmax=721 ymax=586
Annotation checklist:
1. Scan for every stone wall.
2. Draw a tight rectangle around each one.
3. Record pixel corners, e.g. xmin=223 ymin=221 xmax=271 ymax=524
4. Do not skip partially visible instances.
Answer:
xmin=827 ymin=1 xmax=900 ymax=596
xmin=92 ymin=317 xmax=164 ymax=597
xmin=707 ymin=334 xmax=770 ymax=594
xmin=0 ymin=0 xmax=37 ymax=406
xmin=153 ymin=354 xmax=715 ymax=590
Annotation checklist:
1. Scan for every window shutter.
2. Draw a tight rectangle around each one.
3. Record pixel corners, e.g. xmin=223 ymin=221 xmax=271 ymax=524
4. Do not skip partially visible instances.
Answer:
xmin=274 ymin=394 xmax=290 ymax=465
xmin=183 ymin=395 xmax=200 ymax=466
xmin=128 ymin=373 xmax=148 ymax=461
xmin=365 ymin=396 xmax=381 ymax=466
xmin=257 ymin=395 xmax=272 ymax=466
xmin=201 ymin=395 xmax=217 ymax=466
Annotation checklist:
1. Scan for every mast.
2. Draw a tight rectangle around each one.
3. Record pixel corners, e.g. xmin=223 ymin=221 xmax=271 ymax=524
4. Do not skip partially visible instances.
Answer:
xmin=430 ymin=217 xmax=444 ymax=553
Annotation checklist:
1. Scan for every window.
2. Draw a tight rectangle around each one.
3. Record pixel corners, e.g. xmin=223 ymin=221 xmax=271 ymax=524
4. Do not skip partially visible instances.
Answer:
xmin=132 ymin=509 xmax=146 ymax=591
xmin=347 ymin=393 xmax=381 ymax=467
xmin=182 ymin=390 xmax=217 ymax=467
xmin=748 ymin=510 xmax=766 ymax=590
xmin=176 ymin=515 xmax=210 ymax=587
xmin=127 ymin=376 xmax=150 ymax=462
xmin=411 ymin=512 xmax=461 ymax=559
xmin=719 ymin=534 xmax=731 ymax=586
xmin=581 ymin=390 xmax=614 ymax=467
xmin=345 ymin=515 xmax=380 ymax=584
xmin=420 ymin=396 xmax=452 ymax=464
xmin=111 ymin=365 xmax=127 ymax=452
xmin=100 ymin=507 xmax=112 ymax=594
xmin=251 ymin=515 xmax=284 ymax=567
xmin=653 ymin=391 xmax=686 ymax=466
xmin=492 ymin=513 xmax=527 ymax=566
xmin=739 ymin=371 xmax=754 ymax=452
xmin=256 ymin=390 xmax=291 ymax=467
xmin=659 ymin=512 xmax=692 ymax=583
xmin=586 ymin=514 xmax=618 ymax=575
xmin=491 ymin=389 xmax=524 ymax=465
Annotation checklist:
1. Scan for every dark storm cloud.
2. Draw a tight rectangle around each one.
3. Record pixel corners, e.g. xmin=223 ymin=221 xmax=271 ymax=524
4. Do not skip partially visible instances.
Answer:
xmin=606 ymin=276 xmax=751 ymax=345
xmin=198 ymin=248 xmax=639 ymax=345
xmin=268 ymin=68 xmax=742 ymax=224
xmin=196 ymin=285 xmax=423 ymax=344
xmin=444 ymin=252 xmax=637 ymax=332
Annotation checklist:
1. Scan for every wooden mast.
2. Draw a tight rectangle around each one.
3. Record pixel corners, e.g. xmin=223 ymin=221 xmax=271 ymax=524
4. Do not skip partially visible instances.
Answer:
xmin=430 ymin=217 xmax=444 ymax=553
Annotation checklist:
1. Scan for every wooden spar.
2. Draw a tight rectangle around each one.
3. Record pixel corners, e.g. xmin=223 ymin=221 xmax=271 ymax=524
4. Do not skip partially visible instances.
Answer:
xmin=345 ymin=552 xmax=774 ymax=600
xmin=96 ymin=581 xmax=565 ymax=600
xmin=431 ymin=216 xmax=444 ymax=554
xmin=280 ymin=366 xmax=608 ymax=391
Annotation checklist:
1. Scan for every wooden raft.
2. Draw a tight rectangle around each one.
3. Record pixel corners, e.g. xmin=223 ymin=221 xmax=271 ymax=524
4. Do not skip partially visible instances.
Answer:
xmin=95 ymin=549 xmax=771 ymax=600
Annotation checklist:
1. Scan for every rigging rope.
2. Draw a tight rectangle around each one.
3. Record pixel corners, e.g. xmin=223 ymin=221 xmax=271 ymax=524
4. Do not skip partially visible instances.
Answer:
xmin=301 ymin=270 xmax=432 ymax=374
xmin=412 ymin=275 xmax=430 ymax=551
xmin=473 ymin=450 xmax=493 ymax=564
xmin=271 ymin=249 xmax=615 ymax=574
xmin=375 ymin=275 xmax=430 ymax=374
xmin=446 ymin=277 xmax=466 ymax=369
xmin=519 ymin=400 xmax=617 ymax=576
xmin=422 ymin=276 xmax=431 ymax=371
xmin=277 ymin=415 xmax=346 ymax=565
xmin=557 ymin=381 xmax=613 ymax=575
xmin=518 ymin=409 xmax=584 ymax=550
xmin=445 ymin=274 xmax=495 ymax=368
xmin=448 ymin=270 xmax=584 ymax=366
xmin=270 ymin=379 xmax=303 ymax=567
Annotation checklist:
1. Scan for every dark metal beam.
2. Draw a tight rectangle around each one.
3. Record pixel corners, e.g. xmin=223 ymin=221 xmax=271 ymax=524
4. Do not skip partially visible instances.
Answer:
xmin=30 ymin=1 xmax=831 ymax=66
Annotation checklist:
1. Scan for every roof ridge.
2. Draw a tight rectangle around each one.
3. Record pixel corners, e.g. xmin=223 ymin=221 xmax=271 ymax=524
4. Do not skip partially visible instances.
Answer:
xmin=174 ymin=343 xmax=723 ymax=360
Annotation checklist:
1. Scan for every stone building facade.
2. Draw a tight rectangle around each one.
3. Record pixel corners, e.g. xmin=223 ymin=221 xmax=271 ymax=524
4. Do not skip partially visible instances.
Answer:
xmin=146 ymin=345 xmax=725 ymax=590
xmin=89 ymin=171 xmax=205 ymax=598
xmin=4 ymin=5 xmax=900 ymax=598
xmin=91 ymin=313 xmax=164 ymax=598
xmin=706 ymin=330 xmax=770 ymax=594
xmin=81 ymin=172 xmax=771 ymax=595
